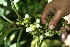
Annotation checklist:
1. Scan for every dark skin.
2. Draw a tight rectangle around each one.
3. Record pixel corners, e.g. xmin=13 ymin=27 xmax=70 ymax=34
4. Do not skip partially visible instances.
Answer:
xmin=41 ymin=0 xmax=70 ymax=30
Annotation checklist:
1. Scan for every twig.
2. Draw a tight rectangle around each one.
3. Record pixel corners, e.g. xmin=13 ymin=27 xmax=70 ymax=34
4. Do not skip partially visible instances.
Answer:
xmin=10 ymin=0 xmax=22 ymax=21
xmin=0 ymin=27 xmax=15 ymax=42
xmin=33 ymin=0 xmax=45 ymax=15
xmin=0 ymin=11 xmax=13 ymax=24
xmin=16 ymin=27 xmax=23 ymax=47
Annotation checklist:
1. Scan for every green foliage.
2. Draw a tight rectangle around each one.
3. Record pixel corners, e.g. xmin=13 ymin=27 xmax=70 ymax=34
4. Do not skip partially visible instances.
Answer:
xmin=0 ymin=0 xmax=67 ymax=47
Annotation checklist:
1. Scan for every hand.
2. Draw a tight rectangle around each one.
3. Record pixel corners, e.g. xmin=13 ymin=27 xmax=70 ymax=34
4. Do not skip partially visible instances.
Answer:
xmin=41 ymin=0 xmax=70 ymax=30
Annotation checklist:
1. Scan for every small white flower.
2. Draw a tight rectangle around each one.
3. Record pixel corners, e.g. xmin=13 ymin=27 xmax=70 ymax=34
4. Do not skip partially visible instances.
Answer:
xmin=36 ymin=19 xmax=40 ymax=23
xmin=36 ymin=24 xmax=40 ymax=28
xmin=25 ymin=14 xmax=29 ymax=18
xmin=26 ymin=26 xmax=33 ymax=32
xmin=40 ymin=35 xmax=43 ymax=39
xmin=48 ymin=0 xmax=52 ymax=3
xmin=29 ymin=27 xmax=33 ymax=31
xmin=26 ymin=27 xmax=29 ymax=32
xmin=14 ymin=0 xmax=19 ymax=5
xmin=63 ymin=14 xmax=70 ymax=24
xmin=45 ymin=32 xmax=50 ymax=36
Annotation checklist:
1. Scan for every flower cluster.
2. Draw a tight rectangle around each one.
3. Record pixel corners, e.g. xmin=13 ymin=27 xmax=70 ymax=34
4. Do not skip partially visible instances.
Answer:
xmin=16 ymin=14 xmax=61 ymax=39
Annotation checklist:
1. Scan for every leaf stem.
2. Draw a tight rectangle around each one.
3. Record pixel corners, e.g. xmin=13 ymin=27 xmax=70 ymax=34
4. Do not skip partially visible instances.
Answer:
xmin=10 ymin=0 xmax=22 ymax=21
xmin=33 ymin=0 xmax=45 ymax=15
xmin=0 ymin=27 xmax=15 ymax=42
xmin=0 ymin=11 xmax=13 ymax=24
xmin=16 ymin=27 xmax=23 ymax=47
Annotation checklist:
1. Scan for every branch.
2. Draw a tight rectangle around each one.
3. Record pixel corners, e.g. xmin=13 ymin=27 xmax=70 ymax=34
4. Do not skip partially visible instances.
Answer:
xmin=16 ymin=27 xmax=23 ymax=47
xmin=0 ymin=11 xmax=13 ymax=24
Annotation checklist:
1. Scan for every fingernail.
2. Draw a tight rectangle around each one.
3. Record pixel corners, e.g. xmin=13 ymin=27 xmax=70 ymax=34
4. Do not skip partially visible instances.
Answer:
xmin=49 ymin=25 xmax=55 ymax=30
xmin=42 ymin=21 xmax=46 ymax=24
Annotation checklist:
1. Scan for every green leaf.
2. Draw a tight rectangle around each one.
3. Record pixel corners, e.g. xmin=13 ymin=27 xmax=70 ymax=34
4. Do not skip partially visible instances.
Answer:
xmin=0 ymin=27 xmax=15 ymax=44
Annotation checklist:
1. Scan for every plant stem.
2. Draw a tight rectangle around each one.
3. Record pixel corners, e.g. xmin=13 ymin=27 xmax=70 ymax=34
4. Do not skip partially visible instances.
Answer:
xmin=16 ymin=27 xmax=23 ymax=47
xmin=10 ymin=0 xmax=22 ymax=21
xmin=0 ymin=27 xmax=15 ymax=43
xmin=0 ymin=10 xmax=13 ymax=24
xmin=2 ymin=15 xmax=13 ymax=24
xmin=39 ymin=39 xmax=43 ymax=47
xmin=33 ymin=0 xmax=45 ymax=15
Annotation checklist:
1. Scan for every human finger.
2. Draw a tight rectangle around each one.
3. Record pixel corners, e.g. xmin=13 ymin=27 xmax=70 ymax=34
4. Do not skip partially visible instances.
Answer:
xmin=49 ymin=10 xmax=65 ymax=30
xmin=41 ymin=3 xmax=55 ymax=24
